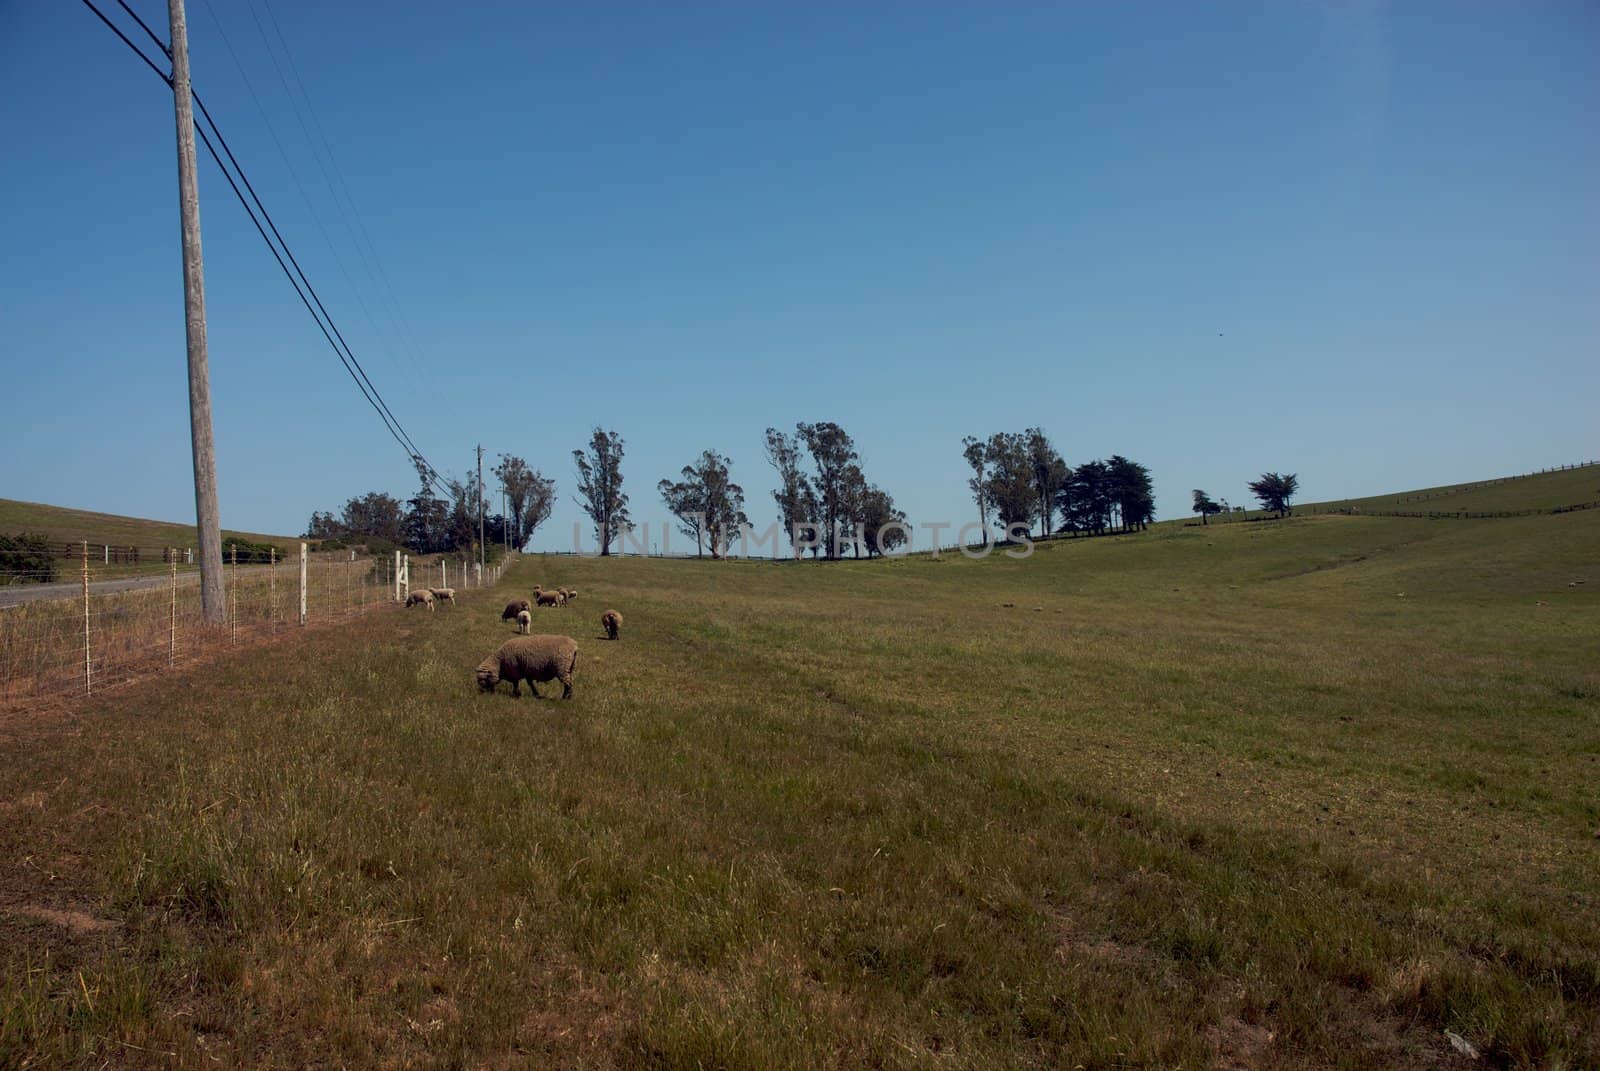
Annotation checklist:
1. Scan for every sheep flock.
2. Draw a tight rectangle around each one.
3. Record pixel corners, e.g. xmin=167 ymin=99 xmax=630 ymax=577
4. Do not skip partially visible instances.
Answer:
xmin=406 ymin=575 xmax=622 ymax=700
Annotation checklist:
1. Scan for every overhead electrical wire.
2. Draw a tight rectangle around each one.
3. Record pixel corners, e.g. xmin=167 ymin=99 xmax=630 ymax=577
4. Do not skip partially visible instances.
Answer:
xmin=80 ymin=0 xmax=451 ymax=497
xmin=195 ymin=0 xmax=420 ymax=381
xmin=254 ymin=0 xmax=432 ymax=378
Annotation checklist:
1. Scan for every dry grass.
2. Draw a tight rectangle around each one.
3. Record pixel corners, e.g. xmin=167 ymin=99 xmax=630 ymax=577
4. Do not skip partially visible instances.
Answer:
xmin=1 ymin=513 xmax=1596 ymax=1068
xmin=0 ymin=497 xmax=294 ymax=552
xmin=1300 ymin=462 xmax=1600 ymax=515
xmin=0 ymin=558 xmax=398 ymax=709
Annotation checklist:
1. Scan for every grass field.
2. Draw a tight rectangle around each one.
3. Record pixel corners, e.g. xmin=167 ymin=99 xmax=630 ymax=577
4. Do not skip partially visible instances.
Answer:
xmin=0 ymin=498 xmax=296 ymax=552
xmin=1300 ymin=463 xmax=1600 ymax=516
xmin=2 ymin=507 xmax=1596 ymax=1068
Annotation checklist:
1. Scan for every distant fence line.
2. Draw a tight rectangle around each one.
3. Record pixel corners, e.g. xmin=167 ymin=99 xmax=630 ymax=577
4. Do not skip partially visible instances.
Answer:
xmin=1384 ymin=460 xmax=1597 ymax=506
xmin=1194 ymin=459 xmax=1600 ymax=525
xmin=1319 ymin=500 xmax=1600 ymax=521
xmin=2 ymin=539 xmax=501 ymax=587
xmin=0 ymin=543 xmax=515 ymax=711
xmin=38 ymin=541 xmax=286 ymax=565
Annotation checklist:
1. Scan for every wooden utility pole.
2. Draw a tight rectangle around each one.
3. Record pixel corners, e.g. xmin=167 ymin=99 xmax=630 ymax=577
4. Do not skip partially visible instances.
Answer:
xmin=168 ymin=0 xmax=226 ymax=625
xmin=477 ymin=444 xmax=485 ymax=579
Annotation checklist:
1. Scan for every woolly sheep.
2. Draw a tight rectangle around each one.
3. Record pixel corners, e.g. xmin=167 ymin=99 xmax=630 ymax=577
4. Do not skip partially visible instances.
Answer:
xmin=429 ymin=587 xmax=456 ymax=606
xmin=601 ymin=609 xmax=622 ymax=641
xmin=406 ymin=590 xmax=436 ymax=611
xmin=515 ymin=609 xmax=532 ymax=634
xmin=501 ymin=598 xmax=531 ymax=621
xmin=536 ymin=591 xmax=562 ymax=608
xmin=476 ymin=635 xmax=579 ymax=699
xmin=563 ymin=588 xmax=579 ymax=603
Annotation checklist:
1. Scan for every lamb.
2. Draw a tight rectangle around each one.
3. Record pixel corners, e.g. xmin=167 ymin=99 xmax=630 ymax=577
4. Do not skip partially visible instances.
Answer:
xmin=406 ymin=590 xmax=435 ymax=611
xmin=601 ymin=609 xmax=622 ymax=641
xmin=429 ymin=587 xmax=456 ymax=607
xmin=515 ymin=609 xmax=532 ymax=634
xmin=475 ymin=635 xmax=579 ymax=699
xmin=536 ymin=590 xmax=562 ymax=608
xmin=501 ymin=598 xmax=531 ymax=621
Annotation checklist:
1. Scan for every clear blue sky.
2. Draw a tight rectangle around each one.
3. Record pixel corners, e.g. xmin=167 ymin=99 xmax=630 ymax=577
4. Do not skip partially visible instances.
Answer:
xmin=2 ymin=1 xmax=1596 ymax=552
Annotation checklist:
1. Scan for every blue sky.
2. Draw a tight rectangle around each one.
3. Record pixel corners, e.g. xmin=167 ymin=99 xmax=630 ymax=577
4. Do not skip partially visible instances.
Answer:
xmin=2 ymin=1 xmax=1595 ymax=552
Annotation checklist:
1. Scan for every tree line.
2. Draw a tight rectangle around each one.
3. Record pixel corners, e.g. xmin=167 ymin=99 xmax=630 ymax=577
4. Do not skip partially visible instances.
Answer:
xmin=305 ymin=424 xmax=1166 ymax=560
xmin=305 ymin=454 xmax=556 ymax=556
xmin=960 ymin=429 xmax=1155 ymax=540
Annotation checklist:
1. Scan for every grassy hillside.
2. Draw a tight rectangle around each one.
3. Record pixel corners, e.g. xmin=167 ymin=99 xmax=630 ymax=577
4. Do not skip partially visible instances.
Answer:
xmin=1303 ymin=462 xmax=1600 ymax=516
xmin=0 ymin=497 xmax=294 ymax=552
xmin=2 ymin=511 xmax=1597 ymax=1068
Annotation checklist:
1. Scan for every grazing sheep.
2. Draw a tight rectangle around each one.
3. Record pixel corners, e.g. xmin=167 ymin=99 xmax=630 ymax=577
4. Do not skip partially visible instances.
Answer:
xmin=429 ymin=587 xmax=456 ymax=607
xmin=501 ymin=598 xmax=531 ymax=621
xmin=601 ymin=609 xmax=622 ymax=641
xmin=476 ymin=635 xmax=579 ymax=699
xmin=536 ymin=590 xmax=562 ymax=608
xmin=406 ymin=590 xmax=436 ymax=611
xmin=563 ymin=588 xmax=579 ymax=603
xmin=515 ymin=609 xmax=532 ymax=634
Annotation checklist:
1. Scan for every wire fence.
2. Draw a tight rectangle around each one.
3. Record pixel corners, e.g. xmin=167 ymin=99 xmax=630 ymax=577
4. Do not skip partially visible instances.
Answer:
xmin=1381 ymin=460 xmax=1598 ymax=506
xmin=0 ymin=543 xmax=514 ymax=711
xmin=1318 ymin=501 xmax=1600 ymax=521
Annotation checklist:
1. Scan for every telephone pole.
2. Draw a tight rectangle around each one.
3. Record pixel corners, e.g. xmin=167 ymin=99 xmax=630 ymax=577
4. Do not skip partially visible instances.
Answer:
xmin=169 ymin=0 xmax=225 ymax=624
xmin=477 ymin=444 xmax=485 ymax=576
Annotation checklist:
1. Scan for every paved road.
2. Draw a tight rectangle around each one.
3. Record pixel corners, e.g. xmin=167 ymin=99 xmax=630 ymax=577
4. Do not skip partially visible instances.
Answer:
xmin=0 ymin=566 xmax=275 ymax=609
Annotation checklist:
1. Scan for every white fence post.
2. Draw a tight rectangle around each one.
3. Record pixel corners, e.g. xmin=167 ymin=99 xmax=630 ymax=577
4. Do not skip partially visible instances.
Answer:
xmin=299 ymin=542 xmax=308 ymax=626
xmin=394 ymin=549 xmax=402 ymax=603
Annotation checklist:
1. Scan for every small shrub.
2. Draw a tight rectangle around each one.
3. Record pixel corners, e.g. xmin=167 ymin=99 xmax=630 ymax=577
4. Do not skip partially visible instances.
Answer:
xmin=0 ymin=532 xmax=56 ymax=584
xmin=225 ymin=538 xmax=285 ymax=564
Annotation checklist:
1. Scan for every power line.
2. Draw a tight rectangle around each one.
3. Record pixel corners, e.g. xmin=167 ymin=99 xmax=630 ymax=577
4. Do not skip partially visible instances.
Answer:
xmin=238 ymin=0 xmax=407 ymax=376
xmin=194 ymin=0 xmax=415 ymax=379
xmin=106 ymin=0 xmax=437 ymax=479
xmin=256 ymin=0 xmax=431 ymax=378
xmin=83 ymin=0 xmax=451 ymax=498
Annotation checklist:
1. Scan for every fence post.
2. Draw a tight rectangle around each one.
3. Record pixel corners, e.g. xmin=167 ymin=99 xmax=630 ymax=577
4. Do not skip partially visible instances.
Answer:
xmin=394 ymin=549 xmax=402 ymax=603
xmin=169 ymin=553 xmax=177 ymax=667
xmin=230 ymin=544 xmax=237 ymax=645
xmin=82 ymin=540 xmax=91 ymax=696
xmin=269 ymin=546 xmax=276 ymax=630
xmin=299 ymin=542 xmax=308 ymax=626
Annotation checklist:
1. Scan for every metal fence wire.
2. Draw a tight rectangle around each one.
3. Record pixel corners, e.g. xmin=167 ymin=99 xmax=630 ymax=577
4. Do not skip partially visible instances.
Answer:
xmin=0 ymin=544 xmax=513 ymax=710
